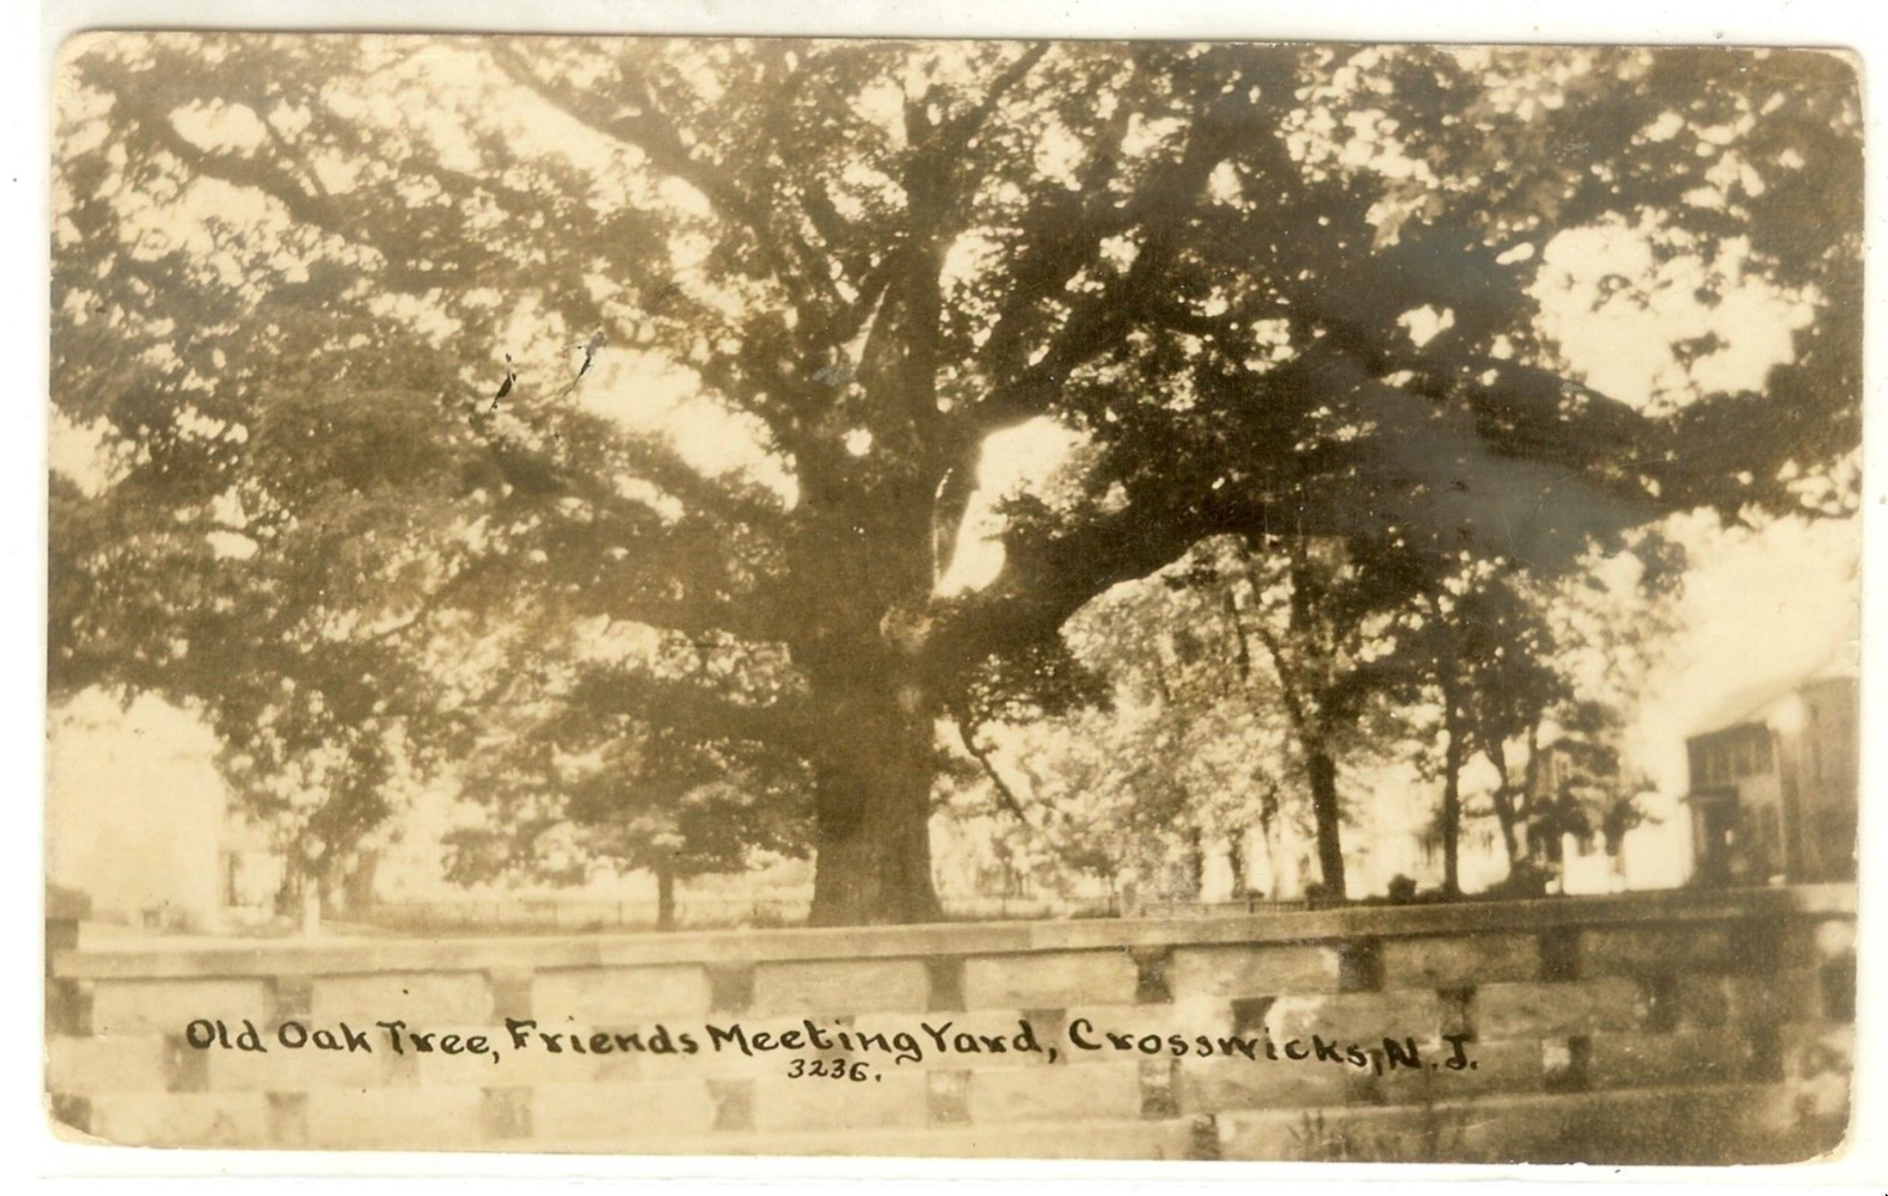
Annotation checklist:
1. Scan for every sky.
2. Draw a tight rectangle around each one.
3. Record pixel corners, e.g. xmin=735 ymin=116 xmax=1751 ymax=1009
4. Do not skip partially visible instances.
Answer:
xmin=1524 ymin=222 xmax=1858 ymax=798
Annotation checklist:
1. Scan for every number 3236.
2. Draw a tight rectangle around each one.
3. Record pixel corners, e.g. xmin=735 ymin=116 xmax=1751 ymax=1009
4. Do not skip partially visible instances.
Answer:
xmin=786 ymin=1057 xmax=876 ymax=1082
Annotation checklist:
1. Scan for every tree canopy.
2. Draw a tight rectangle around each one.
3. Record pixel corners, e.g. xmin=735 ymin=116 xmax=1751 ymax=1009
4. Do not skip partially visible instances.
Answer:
xmin=51 ymin=36 xmax=1861 ymax=923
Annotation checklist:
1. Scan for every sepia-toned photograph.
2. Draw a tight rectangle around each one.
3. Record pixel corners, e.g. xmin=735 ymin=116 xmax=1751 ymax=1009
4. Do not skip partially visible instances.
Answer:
xmin=45 ymin=32 xmax=1860 ymax=1164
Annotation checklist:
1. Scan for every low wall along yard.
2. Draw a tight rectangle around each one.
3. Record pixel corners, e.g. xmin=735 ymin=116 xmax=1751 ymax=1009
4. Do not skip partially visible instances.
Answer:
xmin=46 ymin=884 xmax=1856 ymax=1162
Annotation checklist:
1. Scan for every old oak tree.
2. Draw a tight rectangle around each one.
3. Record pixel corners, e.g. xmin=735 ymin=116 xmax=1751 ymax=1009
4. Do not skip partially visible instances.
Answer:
xmin=51 ymin=40 xmax=1859 ymax=923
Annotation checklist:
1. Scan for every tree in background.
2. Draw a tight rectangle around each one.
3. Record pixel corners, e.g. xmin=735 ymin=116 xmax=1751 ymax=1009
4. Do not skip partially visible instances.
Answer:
xmin=947 ymin=566 xmax=1301 ymax=908
xmin=1207 ymin=533 xmax=1426 ymax=900
xmin=1394 ymin=529 xmax=1684 ymax=895
xmin=51 ymin=39 xmax=1862 ymax=923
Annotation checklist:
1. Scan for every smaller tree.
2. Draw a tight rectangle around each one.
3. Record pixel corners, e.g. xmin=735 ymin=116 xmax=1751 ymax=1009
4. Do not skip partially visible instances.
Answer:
xmin=1523 ymin=701 xmax=1655 ymax=882
xmin=1423 ymin=532 xmax=1683 ymax=891
xmin=1212 ymin=532 xmax=1428 ymax=900
xmin=442 ymin=630 xmax=814 ymax=929
xmin=445 ymin=736 xmax=811 ymax=930
xmin=1392 ymin=556 xmax=1562 ymax=894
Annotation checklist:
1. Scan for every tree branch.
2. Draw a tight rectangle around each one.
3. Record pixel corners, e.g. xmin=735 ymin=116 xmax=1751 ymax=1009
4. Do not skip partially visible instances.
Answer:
xmin=949 ymin=704 xmax=1035 ymax=824
xmin=120 ymin=96 xmax=490 ymax=294
xmin=489 ymin=44 xmax=842 ymax=324
xmin=971 ymin=85 xmax=1265 ymax=431
xmin=567 ymin=667 xmax=815 ymax=755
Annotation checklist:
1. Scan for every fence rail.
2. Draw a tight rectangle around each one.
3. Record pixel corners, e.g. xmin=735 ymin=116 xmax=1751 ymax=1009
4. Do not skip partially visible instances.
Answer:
xmin=339 ymin=891 xmax=1327 ymax=934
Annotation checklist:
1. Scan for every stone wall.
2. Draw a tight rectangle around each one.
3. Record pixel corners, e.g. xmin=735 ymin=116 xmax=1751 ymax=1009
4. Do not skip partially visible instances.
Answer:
xmin=46 ymin=884 xmax=1856 ymax=1163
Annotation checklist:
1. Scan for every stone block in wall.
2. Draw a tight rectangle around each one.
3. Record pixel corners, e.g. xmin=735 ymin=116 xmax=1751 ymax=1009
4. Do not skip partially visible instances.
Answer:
xmin=749 ymin=1068 xmax=928 ymax=1133
xmin=1780 ymin=1021 xmax=1853 ymax=1083
xmin=833 ymin=1010 xmax=1053 ymax=1071
xmin=450 ymin=1018 xmax=678 ymax=1083
xmin=1167 ymin=944 xmax=1342 ymax=1001
xmin=1373 ymin=1038 xmax=1544 ymax=1104
xmin=962 ymin=951 xmax=1138 ymax=1010
xmin=530 ymin=1079 xmax=718 ymax=1142
xmin=1671 ymin=973 xmax=1733 ymax=1029
xmin=1379 ymin=933 xmax=1539 ymax=989
xmin=90 ymin=978 xmax=273 ymax=1037
xmin=897 ymin=1117 xmax=1203 ymax=1161
xmin=1062 ymin=1000 xmax=1236 ymax=1059
xmin=684 ymin=1015 xmax=910 ymax=1079
xmin=966 ymin=1059 xmax=1143 ymax=1124
xmin=1474 ymin=979 xmax=1648 ymax=1040
xmin=1451 ymin=1088 xmax=1785 ymax=1164
xmin=480 ymin=1087 xmax=531 ymax=1141
xmin=1176 ymin=1055 xmax=1349 ymax=1113
xmin=309 ymin=972 xmax=494 ymax=1025
xmin=1811 ymin=918 xmax=1856 ymax=962
xmin=1728 ymin=968 xmax=1825 ymax=1026
xmin=1218 ymin=1084 xmax=1824 ymax=1166
xmin=86 ymin=1091 xmax=270 ymax=1148
xmin=1581 ymin=925 xmax=1735 ymax=976
xmin=1266 ymin=990 xmax=1445 ymax=1045
xmin=304 ymin=1085 xmax=485 ymax=1149
xmin=1759 ymin=917 xmax=1856 ymax=971
xmin=204 ymin=1036 xmax=389 ymax=1091
xmin=1777 ymin=1021 xmax=1854 ymax=1126
xmin=648 ymin=1116 xmax=1202 ymax=1161
xmin=1682 ymin=966 xmax=1834 ymax=1033
xmin=1555 ymin=1083 xmax=1838 ymax=1165
xmin=532 ymin=966 xmax=713 ymax=1022
xmin=749 ymin=959 xmax=930 ymax=1017
xmin=1586 ymin=1028 xmax=1750 ymax=1090
xmin=46 ymin=1034 xmax=169 ymax=1097
xmin=1217 ymin=1101 xmax=1498 ymax=1163
xmin=415 ymin=1028 xmax=624 ymax=1086
xmin=1451 ymin=1093 xmax=1583 ymax=1163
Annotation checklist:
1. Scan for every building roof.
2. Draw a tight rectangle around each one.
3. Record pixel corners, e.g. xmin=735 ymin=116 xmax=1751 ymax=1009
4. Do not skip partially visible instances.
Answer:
xmin=1684 ymin=643 xmax=1859 ymax=741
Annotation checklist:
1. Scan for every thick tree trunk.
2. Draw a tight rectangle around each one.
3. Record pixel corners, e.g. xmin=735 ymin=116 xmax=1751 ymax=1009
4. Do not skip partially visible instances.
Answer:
xmin=1306 ymin=749 xmax=1347 ymax=899
xmin=806 ymin=680 xmax=943 ymax=926
xmin=808 ymin=763 xmax=940 ymax=925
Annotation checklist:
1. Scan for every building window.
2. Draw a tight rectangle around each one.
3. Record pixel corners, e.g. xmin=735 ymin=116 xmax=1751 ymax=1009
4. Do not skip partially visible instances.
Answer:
xmin=1704 ymin=742 xmax=1729 ymax=786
